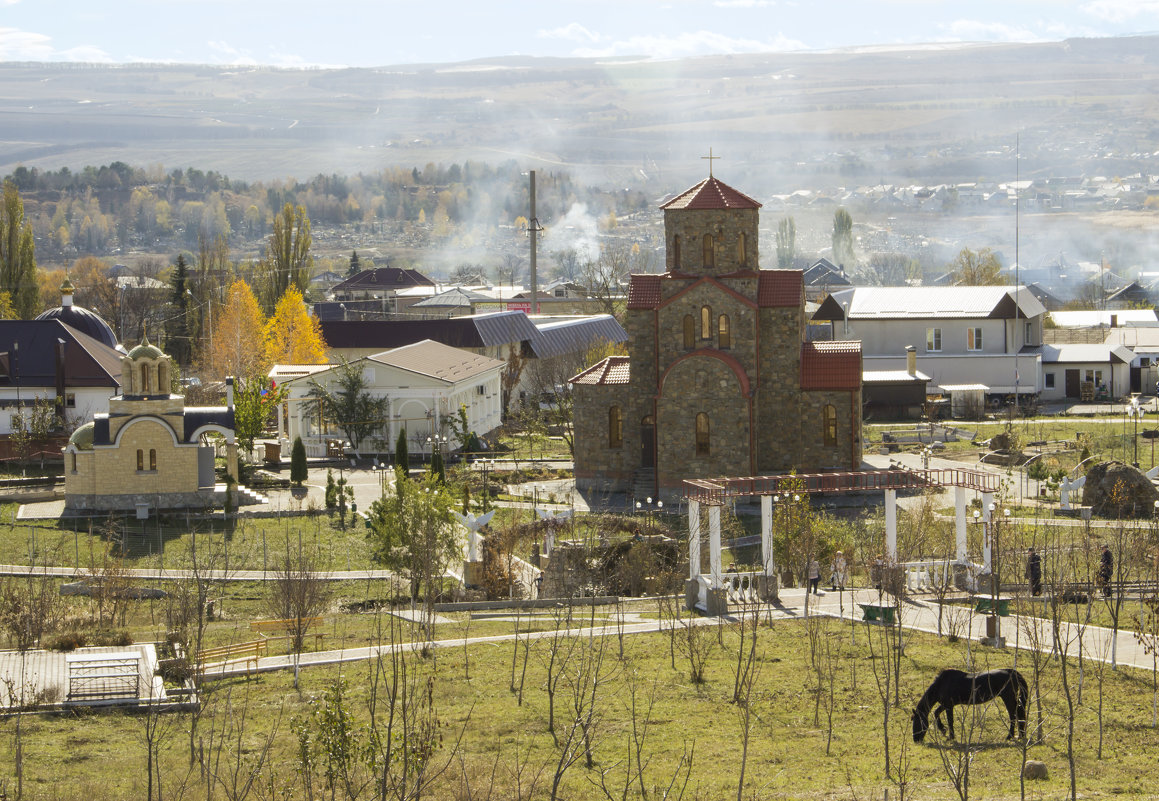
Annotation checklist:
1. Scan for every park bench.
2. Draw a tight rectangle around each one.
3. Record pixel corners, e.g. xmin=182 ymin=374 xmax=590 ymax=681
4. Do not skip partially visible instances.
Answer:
xmin=859 ymin=603 xmax=896 ymax=624
xmin=196 ymin=639 xmax=268 ymax=675
xmin=974 ymin=598 xmax=1011 ymax=616
xmin=250 ymin=617 xmax=327 ymax=649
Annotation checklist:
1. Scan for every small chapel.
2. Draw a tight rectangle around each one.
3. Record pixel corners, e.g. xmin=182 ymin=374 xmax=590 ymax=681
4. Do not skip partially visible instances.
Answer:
xmin=63 ymin=339 xmax=237 ymax=513
xmin=571 ymin=172 xmax=863 ymax=498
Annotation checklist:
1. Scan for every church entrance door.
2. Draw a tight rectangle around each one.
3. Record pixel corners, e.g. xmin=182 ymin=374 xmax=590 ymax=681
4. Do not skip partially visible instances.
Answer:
xmin=640 ymin=415 xmax=656 ymax=468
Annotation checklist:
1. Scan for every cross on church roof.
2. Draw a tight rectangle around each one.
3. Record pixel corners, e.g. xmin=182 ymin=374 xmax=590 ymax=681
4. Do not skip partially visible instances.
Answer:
xmin=701 ymin=147 xmax=720 ymax=177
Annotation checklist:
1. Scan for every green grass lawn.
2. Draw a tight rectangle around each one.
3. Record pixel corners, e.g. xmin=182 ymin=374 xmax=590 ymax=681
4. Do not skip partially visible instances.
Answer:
xmin=0 ymin=506 xmax=375 ymax=572
xmin=4 ymin=608 xmax=1159 ymax=800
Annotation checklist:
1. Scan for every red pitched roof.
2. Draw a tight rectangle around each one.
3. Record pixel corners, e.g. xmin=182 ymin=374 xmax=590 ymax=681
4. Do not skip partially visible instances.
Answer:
xmin=660 ymin=177 xmax=762 ymax=211
xmin=626 ymin=274 xmax=662 ymax=309
xmin=800 ymin=341 xmax=862 ymax=391
xmin=570 ymin=356 xmax=630 ymax=386
xmin=758 ymin=270 xmax=803 ymax=307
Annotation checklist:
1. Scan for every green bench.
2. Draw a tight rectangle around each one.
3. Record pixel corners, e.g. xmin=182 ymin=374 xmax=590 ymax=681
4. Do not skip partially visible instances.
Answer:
xmin=859 ymin=603 xmax=896 ymax=624
xmin=974 ymin=598 xmax=1011 ymax=616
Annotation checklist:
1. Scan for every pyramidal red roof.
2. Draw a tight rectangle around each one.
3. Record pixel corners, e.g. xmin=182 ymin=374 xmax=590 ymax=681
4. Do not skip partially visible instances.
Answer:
xmin=660 ymin=177 xmax=762 ymax=211
xmin=800 ymin=341 xmax=862 ymax=391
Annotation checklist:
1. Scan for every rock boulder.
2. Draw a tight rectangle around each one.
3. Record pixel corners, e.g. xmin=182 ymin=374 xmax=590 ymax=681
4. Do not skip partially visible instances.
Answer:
xmin=1022 ymin=760 xmax=1048 ymax=780
xmin=1081 ymin=461 xmax=1159 ymax=518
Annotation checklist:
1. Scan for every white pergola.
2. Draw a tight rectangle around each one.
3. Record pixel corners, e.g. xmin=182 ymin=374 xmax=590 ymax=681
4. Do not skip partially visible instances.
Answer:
xmin=682 ymin=467 xmax=1000 ymax=612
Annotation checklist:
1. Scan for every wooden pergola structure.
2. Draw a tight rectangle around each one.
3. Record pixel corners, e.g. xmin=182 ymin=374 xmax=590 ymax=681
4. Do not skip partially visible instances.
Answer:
xmin=682 ymin=467 xmax=1002 ymax=613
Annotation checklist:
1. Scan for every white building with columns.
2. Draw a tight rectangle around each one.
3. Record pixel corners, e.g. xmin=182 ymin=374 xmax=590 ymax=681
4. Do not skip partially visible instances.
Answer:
xmin=273 ymin=339 xmax=505 ymax=458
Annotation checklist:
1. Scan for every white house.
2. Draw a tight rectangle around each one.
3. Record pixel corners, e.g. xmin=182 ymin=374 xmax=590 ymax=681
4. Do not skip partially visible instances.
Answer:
xmin=815 ymin=285 xmax=1047 ymax=402
xmin=0 ymin=281 xmax=123 ymax=453
xmin=274 ymin=340 xmax=504 ymax=458
xmin=1039 ymin=344 xmax=1134 ymax=401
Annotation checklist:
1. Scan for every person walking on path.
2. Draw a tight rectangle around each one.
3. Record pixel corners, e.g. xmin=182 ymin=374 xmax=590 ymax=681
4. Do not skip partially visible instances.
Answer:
xmin=1099 ymin=544 xmax=1114 ymax=597
xmin=831 ymin=550 xmax=848 ymax=591
xmin=808 ymin=558 xmax=821 ymax=594
xmin=1025 ymin=547 xmax=1042 ymax=596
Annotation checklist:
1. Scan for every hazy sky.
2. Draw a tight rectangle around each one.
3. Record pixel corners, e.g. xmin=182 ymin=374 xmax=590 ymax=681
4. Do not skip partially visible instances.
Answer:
xmin=2 ymin=0 xmax=1157 ymax=67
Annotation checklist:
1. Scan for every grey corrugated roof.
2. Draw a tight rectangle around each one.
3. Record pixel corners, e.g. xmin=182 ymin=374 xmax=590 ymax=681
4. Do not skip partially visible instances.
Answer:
xmin=827 ymin=286 xmax=1046 ymax=320
xmin=471 ymin=311 xmax=541 ymax=348
xmin=529 ymin=315 xmax=628 ymax=359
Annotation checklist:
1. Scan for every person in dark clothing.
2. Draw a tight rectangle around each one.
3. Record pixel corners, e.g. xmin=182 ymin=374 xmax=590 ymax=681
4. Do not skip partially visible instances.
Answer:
xmin=1098 ymin=544 xmax=1113 ymax=597
xmin=1025 ymin=547 xmax=1042 ymax=596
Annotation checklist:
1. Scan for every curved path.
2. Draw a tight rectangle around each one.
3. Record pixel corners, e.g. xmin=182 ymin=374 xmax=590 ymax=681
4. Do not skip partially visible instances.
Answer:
xmin=198 ymin=587 xmax=1157 ymax=682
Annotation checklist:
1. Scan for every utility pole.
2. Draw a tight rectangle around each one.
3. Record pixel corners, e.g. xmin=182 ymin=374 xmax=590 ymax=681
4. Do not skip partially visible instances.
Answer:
xmin=529 ymin=170 xmax=543 ymax=315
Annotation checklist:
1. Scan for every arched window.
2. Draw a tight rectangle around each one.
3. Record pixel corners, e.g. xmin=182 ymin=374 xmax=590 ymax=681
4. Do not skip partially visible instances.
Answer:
xmin=695 ymin=413 xmax=710 ymax=455
xmin=718 ymin=314 xmax=731 ymax=349
xmin=608 ymin=405 xmax=623 ymax=448
xmin=70 ymin=453 xmax=77 ymax=473
xmin=700 ymin=305 xmax=712 ymax=339
xmin=136 ymin=449 xmax=144 ymax=472
xmin=737 ymin=232 xmax=748 ymax=267
xmin=683 ymin=315 xmax=695 ymax=349
xmin=140 ymin=365 xmax=149 ymax=394
xmin=823 ymin=404 xmax=838 ymax=447
xmin=149 ymin=449 xmax=157 ymax=471
xmin=702 ymin=234 xmax=715 ymax=267
xmin=672 ymin=234 xmax=681 ymax=269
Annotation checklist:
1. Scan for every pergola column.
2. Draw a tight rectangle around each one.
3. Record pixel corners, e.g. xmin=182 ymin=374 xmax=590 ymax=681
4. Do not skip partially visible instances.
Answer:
xmin=954 ymin=485 xmax=968 ymax=563
xmin=708 ymin=505 xmax=722 ymax=589
xmin=761 ymin=495 xmax=774 ymax=576
xmin=688 ymin=500 xmax=701 ymax=580
xmin=884 ymin=489 xmax=897 ymax=560
xmin=981 ymin=491 xmax=994 ymax=570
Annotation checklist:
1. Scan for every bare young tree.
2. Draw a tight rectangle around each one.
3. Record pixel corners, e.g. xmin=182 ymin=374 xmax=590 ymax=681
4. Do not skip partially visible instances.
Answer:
xmin=265 ymin=534 xmax=331 ymax=654
xmin=551 ymin=626 xmax=613 ymax=799
xmin=591 ymin=672 xmax=695 ymax=801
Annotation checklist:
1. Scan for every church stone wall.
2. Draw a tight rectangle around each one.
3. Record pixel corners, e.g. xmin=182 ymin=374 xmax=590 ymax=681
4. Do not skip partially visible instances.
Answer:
xmin=797 ymin=390 xmax=862 ymax=470
xmin=665 ymin=208 xmax=759 ymax=275
xmin=655 ymin=281 xmax=759 ymax=374
xmin=657 ymin=356 xmax=751 ymax=489
xmin=572 ymin=383 xmax=635 ymax=492
xmin=755 ymin=308 xmax=806 ymax=473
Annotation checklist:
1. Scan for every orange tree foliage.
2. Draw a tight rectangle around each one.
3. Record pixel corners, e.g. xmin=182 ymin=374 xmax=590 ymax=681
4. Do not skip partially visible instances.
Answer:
xmin=202 ymin=279 xmax=267 ymax=379
xmin=262 ymin=286 xmax=327 ymax=366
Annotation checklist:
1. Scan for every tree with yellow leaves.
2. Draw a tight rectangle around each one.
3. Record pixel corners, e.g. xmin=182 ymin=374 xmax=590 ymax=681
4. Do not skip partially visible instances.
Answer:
xmin=262 ymin=286 xmax=328 ymax=366
xmin=202 ymin=279 xmax=267 ymax=379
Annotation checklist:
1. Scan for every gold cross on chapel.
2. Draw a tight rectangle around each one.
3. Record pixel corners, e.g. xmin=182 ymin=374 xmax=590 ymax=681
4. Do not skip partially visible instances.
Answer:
xmin=701 ymin=147 xmax=721 ymax=177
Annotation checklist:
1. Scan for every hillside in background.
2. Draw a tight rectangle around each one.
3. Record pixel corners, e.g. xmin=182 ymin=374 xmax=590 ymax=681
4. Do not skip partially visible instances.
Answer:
xmin=2 ymin=35 xmax=1157 ymax=193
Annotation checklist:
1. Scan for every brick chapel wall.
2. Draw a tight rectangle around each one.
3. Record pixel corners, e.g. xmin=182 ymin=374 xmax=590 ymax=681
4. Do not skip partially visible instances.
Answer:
xmin=665 ymin=208 xmax=759 ymax=275
xmin=656 ymin=356 xmax=751 ymax=489
xmin=65 ymin=450 xmax=96 ymax=497
xmin=95 ymin=419 xmax=201 ymax=496
xmin=572 ymin=383 xmax=635 ymax=491
xmin=755 ymin=306 xmax=806 ymax=473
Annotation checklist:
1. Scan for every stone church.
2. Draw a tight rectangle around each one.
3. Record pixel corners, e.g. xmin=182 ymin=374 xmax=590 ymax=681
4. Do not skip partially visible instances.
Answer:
xmin=571 ymin=175 xmax=863 ymax=498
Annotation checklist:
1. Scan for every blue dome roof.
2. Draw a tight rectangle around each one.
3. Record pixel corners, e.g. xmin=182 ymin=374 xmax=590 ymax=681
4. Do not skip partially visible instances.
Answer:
xmin=35 ymin=304 xmax=118 ymax=349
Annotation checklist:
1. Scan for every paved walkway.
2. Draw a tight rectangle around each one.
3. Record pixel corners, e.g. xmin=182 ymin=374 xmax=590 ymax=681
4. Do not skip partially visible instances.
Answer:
xmin=0 ymin=563 xmax=396 ymax=581
xmin=198 ymin=587 xmax=1156 ymax=680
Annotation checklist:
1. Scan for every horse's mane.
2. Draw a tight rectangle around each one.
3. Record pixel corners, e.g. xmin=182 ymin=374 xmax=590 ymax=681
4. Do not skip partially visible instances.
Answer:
xmin=915 ymin=669 xmax=962 ymax=714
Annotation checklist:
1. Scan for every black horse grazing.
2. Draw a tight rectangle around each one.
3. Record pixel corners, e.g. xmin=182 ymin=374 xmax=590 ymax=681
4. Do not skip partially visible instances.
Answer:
xmin=912 ymin=668 xmax=1028 ymax=743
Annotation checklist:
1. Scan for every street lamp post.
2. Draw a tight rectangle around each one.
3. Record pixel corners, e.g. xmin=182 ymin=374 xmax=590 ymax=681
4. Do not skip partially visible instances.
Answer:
xmin=1130 ymin=399 xmax=1141 ymax=467
xmin=985 ymin=502 xmax=1010 ymax=647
